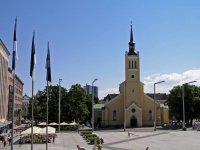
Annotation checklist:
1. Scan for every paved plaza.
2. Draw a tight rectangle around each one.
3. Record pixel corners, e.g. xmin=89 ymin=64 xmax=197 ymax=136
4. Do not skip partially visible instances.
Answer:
xmin=1 ymin=127 xmax=200 ymax=150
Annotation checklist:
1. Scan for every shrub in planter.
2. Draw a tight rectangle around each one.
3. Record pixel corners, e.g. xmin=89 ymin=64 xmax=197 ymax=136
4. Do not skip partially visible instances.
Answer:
xmin=80 ymin=131 xmax=92 ymax=136
xmin=85 ymin=134 xmax=97 ymax=139
xmin=87 ymin=137 xmax=100 ymax=143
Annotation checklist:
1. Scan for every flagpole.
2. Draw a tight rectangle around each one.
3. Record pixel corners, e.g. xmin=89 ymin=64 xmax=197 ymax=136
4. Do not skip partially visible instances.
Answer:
xmin=46 ymin=81 xmax=49 ymax=150
xmin=11 ymin=72 xmax=15 ymax=150
xmin=31 ymin=79 xmax=34 ymax=150
xmin=31 ymin=31 xmax=35 ymax=150
xmin=11 ymin=16 xmax=17 ymax=150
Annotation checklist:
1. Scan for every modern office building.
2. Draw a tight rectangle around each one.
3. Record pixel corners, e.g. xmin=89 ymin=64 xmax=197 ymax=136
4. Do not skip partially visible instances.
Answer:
xmin=84 ymin=84 xmax=98 ymax=97
xmin=0 ymin=39 xmax=10 ymax=123
xmin=8 ymin=67 xmax=24 ymax=126
xmin=22 ymin=94 xmax=31 ymax=119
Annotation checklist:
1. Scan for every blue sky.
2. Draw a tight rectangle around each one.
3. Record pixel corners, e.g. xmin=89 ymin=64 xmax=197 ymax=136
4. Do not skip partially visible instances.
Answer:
xmin=1 ymin=0 xmax=200 ymax=99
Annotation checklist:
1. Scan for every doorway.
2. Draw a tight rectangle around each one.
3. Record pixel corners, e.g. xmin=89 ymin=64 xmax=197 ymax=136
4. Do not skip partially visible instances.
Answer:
xmin=130 ymin=116 xmax=137 ymax=127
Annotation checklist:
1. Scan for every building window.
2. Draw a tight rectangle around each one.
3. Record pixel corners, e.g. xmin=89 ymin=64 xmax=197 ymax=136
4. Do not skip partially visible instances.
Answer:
xmin=129 ymin=61 xmax=130 ymax=68
xmin=148 ymin=110 xmax=152 ymax=120
xmin=132 ymin=75 xmax=134 ymax=78
xmin=132 ymin=61 xmax=133 ymax=68
xmin=132 ymin=108 xmax=136 ymax=113
xmin=113 ymin=110 xmax=117 ymax=120
xmin=135 ymin=61 xmax=136 ymax=68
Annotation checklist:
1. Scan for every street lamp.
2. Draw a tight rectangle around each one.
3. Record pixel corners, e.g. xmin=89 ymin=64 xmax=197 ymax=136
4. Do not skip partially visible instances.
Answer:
xmin=154 ymin=81 xmax=165 ymax=131
xmin=92 ymin=79 xmax=98 ymax=132
xmin=124 ymin=80 xmax=131 ymax=132
xmin=182 ymin=81 xmax=196 ymax=131
xmin=58 ymin=79 xmax=62 ymax=133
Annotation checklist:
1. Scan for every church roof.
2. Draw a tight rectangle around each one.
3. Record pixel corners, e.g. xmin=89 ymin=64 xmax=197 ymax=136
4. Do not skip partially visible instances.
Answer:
xmin=93 ymin=104 xmax=105 ymax=109
xmin=145 ymin=93 xmax=167 ymax=100
xmin=103 ymin=94 xmax=119 ymax=101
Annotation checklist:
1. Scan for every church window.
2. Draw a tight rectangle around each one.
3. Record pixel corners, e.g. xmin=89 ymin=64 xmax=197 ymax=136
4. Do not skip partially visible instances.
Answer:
xmin=148 ymin=110 xmax=152 ymax=120
xmin=129 ymin=61 xmax=130 ymax=68
xmin=132 ymin=75 xmax=134 ymax=78
xmin=135 ymin=61 xmax=137 ymax=68
xmin=132 ymin=61 xmax=133 ymax=68
xmin=113 ymin=110 xmax=117 ymax=120
xmin=132 ymin=108 xmax=136 ymax=113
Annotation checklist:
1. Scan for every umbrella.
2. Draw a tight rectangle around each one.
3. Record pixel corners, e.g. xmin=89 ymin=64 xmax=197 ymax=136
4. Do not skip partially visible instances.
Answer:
xmin=21 ymin=126 xmax=42 ymax=135
xmin=69 ymin=121 xmax=77 ymax=125
xmin=49 ymin=122 xmax=58 ymax=125
xmin=38 ymin=122 xmax=47 ymax=125
xmin=60 ymin=122 xmax=69 ymax=125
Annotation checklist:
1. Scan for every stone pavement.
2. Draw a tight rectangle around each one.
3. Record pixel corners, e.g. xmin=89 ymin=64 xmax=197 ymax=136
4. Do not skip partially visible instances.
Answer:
xmin=0 ymin=127 xmax=200 ymax=150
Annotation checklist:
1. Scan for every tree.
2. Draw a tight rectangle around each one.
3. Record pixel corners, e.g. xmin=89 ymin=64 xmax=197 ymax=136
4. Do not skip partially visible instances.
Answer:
xmin=28 ymin=84 xmax=100 ymax=125
xmin=166 ymin=84 xmax=200 ymax=125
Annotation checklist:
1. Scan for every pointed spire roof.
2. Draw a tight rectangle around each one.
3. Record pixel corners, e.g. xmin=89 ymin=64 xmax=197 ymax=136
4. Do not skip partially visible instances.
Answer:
xmin=130 ymin=24 xmax=133 ymax=43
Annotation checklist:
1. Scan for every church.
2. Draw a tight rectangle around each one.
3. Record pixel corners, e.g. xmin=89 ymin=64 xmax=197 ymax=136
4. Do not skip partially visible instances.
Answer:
xmin=94 ymin=25 xmax=169 ymax=127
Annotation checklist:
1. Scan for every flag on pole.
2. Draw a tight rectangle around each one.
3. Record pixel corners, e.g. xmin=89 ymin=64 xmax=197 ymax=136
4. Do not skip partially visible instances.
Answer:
xmin=30 ymin=31 xmax=36 ymax=80
xmin=45 ymin=41 xmax=51 ymax=83
xmin=12 ymin=17 xmax=18 ymax=74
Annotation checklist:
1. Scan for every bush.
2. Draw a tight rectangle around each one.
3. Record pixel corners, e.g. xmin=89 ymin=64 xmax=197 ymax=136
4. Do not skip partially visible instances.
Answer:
xmin=80 ymin=131 xmax=92 ymax=135
xmin=87 ymin=137 xmax=100 ymax=143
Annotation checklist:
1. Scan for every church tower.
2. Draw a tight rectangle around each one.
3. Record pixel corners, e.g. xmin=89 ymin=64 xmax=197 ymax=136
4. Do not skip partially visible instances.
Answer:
xmin=125 ymin=25 xmax=141 ymax=108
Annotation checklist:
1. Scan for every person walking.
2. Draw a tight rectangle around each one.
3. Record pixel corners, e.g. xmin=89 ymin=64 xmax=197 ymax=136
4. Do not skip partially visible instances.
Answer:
xmin=128 ymin=132 xmax=131 ymax=137
xmin=8 ymin=137 xmax=11 ymax=146
xmin=4 ymin=139 xmax=6 ymax=147
xmin=96 ymin=143 xmax=102 ymax=150
xmin=77 ymin=144 xmax=85 ymax=150
xmin=53 ymin=135 xmax=55 ymax=143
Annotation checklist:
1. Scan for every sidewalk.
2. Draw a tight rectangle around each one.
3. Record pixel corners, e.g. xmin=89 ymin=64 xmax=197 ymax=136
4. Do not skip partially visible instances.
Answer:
xmin=0 ymin=128 xmax=199 ymax=150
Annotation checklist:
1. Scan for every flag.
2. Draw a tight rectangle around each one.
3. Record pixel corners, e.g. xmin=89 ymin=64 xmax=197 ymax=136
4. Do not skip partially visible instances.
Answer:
xmin=45 ymin=41 xmax=51 ymax=83
xmin=12 ymin=17 xmax=18 ymax=74
xmin=30 ymin=31 xmax=36 ymax=80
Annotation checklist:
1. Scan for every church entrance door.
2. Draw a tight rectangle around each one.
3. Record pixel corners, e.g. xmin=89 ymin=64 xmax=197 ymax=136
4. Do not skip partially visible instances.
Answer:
xmin=130 ymin=116 xmax=137 ymax=127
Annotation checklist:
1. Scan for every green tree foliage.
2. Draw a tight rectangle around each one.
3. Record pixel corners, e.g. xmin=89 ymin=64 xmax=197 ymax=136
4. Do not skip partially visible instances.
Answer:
xmin=166 ymin=84 xmax=200 ymax=124
xmin=28 ymin=84 xmax=99 ymax=124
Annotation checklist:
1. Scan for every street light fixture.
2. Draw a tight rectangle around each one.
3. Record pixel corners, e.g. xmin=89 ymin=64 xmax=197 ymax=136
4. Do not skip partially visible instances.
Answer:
xmin=124 ymin=80 xmax=131 ymax=132
xmin=182 ymin=80 xmax=197 ymax=131
xmin=154 ymin=81 xmax=165 ymax=131
xmin=92 ymin=79 xmax=98 ymax=132
xmin=58 ymin=79 xmax=62 ymax=133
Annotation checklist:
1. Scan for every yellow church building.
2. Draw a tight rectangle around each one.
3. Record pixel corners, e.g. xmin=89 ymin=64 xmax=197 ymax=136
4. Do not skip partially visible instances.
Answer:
xmin=94 ymin=25 xmax=169 ymax=128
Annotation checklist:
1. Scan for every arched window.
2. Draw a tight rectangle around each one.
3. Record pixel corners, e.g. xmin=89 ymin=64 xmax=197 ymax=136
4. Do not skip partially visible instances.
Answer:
xmin=132 ymin=61 xmax=133 ymax=68
xmin=135 ymin=61 xmax=136 ymax=68
xmin=113 ymin=110 xmax=117 ymax=120
xmin=148 ymin=110 xmax=152 ymax=120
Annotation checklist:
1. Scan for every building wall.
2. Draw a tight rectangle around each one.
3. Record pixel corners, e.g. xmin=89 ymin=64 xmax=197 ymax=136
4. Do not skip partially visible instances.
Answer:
xmin=22 ymin=94 xmax=31 ymax=118
xmin=7 ymin=68 xmax=24 ymax=125
xmin=0 ymin=39 xmax=10 ymax=122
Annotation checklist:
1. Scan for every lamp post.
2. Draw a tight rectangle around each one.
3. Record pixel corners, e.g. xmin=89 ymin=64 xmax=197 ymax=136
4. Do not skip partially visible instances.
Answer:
xmin=154 ymin=81 xmax=165 ymax=131
xmin=92 ymin=79 xmax=98 ymax=132
xmin=182 ymin=81 xmax=196 ymax=131
xmin=124 ymin=80 xmax=131 ymax=132
xmin=58 ymin=79 xmax=62 ymax=133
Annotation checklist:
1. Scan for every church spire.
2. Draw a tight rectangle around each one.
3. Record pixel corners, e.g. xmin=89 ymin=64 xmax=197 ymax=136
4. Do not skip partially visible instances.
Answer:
xmin=128 ymin=23 xmax=137 ymax=55
xmin=130 ymin=24 xmax=133 ymax=42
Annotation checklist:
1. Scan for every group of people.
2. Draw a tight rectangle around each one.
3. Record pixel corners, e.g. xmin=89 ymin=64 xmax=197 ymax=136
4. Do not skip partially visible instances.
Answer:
xmin=0 ymin=135 xmax=12 ymax=147
xmin=77 ymin=138 xmax=104 ymax=150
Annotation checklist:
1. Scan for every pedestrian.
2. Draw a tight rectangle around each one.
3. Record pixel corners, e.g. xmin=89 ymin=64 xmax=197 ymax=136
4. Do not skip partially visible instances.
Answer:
xmin=4 ymin=140 xmax=6 ymax=147
xmin=77 ymin=144 xmax=85 ymax=150
xmin=128 ymin=132 xmax=130 ymax=137
xmin=53 ymin=135 xmax=55 ymax=143
xmin=146 ymin=147 xmax=149 ymax=150
xmin=8 ymin=137 xmax=11 ymax=146
xmin=100 ymin=138 xmax=104 ymax=145
xmin=96 ymin=143 xmax=102 ymax=150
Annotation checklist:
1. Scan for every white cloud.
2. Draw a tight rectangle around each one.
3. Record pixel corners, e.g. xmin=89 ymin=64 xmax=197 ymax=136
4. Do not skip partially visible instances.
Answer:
xmin=99 ymin=88 xmax=119 ymax=100
xmin=143 ymin=69 xmax=200 ymax=94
